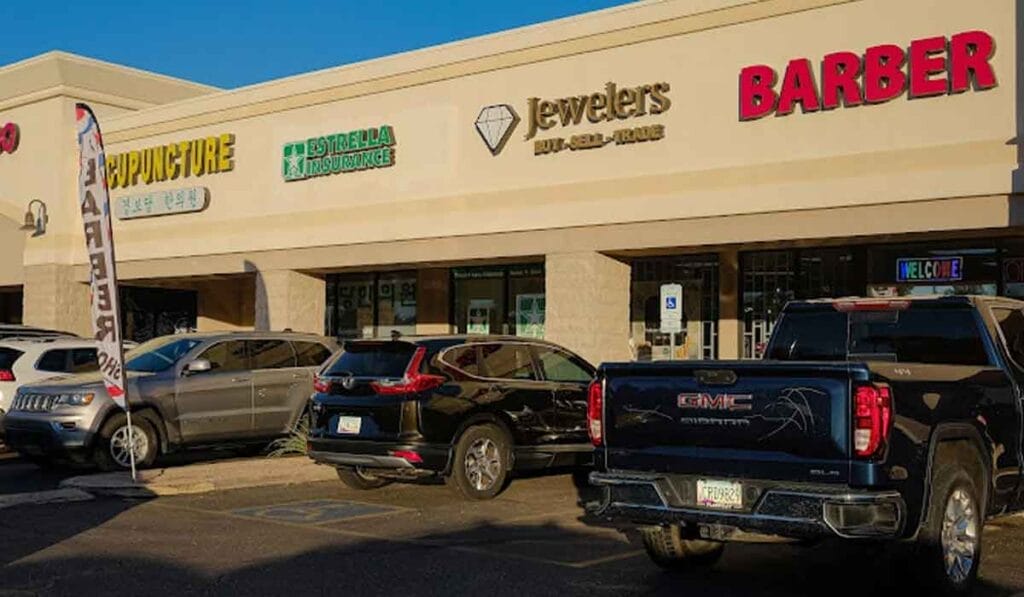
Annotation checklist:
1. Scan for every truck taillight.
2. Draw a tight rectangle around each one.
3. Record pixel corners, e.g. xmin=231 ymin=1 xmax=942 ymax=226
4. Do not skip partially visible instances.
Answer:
xmin=853 ymin=383 xmax=892 ymax=458
xmin=370 ymin=346 xmax=445 ymax=396
xmin=587 ymin=380 xmax=603 ymax=446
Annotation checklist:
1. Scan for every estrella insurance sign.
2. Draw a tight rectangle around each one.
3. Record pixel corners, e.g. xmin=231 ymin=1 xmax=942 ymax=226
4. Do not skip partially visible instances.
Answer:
xmin=75 ymin=103 xmax=127 ymax=405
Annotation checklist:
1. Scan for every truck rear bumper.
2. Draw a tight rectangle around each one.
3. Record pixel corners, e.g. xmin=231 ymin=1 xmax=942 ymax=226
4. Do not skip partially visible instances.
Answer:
xmin=589 ymin=471 xmax=905 ymax=540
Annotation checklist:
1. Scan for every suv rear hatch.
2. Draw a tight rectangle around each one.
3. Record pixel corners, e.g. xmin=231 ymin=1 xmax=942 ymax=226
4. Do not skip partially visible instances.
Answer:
xmin=314 ymin=341 xmax=442 ymax=441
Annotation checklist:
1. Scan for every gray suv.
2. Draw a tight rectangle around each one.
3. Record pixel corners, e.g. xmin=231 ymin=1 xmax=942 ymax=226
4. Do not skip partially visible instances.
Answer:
xmin=3 ymin=332 xmax=336 ymax=470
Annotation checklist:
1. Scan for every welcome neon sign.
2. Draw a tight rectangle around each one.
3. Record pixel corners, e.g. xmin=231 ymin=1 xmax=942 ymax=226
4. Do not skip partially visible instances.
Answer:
xmin=897 ymin=257 xmax=963 ymax=283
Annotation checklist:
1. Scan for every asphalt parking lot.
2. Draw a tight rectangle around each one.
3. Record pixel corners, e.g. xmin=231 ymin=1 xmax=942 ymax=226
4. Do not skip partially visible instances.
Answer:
xmin=1 ymin=461 xmax=1023 ymax=596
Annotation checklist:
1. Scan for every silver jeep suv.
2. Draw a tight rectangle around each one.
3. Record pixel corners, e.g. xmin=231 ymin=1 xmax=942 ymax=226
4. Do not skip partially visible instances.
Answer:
xmin=3 ymin=332 xmax=335 ymax=470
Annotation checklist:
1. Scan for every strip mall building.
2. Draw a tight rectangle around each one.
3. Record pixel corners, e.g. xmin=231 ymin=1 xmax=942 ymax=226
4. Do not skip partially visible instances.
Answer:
xmin=0 ymin=0 xmax=1020 ymax=365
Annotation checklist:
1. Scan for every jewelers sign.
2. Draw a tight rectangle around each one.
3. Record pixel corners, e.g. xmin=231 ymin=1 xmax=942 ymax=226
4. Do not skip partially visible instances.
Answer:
xmin=115 ymin=187 xmax=209 ymax=220
xmin=283 ymin=125 xmax=395 ymax=181
xmin=474 ymin=80 xmax=671 ymax=157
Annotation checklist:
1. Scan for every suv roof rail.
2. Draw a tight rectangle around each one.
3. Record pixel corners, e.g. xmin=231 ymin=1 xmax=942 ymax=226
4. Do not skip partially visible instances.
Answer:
xmin=0 ymin=334 xmax=79 ymax=342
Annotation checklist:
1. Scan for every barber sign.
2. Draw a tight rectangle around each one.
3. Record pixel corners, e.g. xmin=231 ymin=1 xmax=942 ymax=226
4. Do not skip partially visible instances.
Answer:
xmin=75 ymin=104 xmax=127 ymax=406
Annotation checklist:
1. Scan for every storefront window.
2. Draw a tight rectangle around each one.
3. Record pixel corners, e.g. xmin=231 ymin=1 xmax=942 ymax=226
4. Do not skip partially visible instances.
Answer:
xmin=630 ymin=255 xmax=719 ymax=361
xmin=742 ymin=248 xmax=861 ymax=358
xmin=0 ymin=290 xmax=22 ymax=324
xmin=326 ymin=272 xmax=416 ymax=339
xmin=121 ymin=286 xmax=198 ymax=343
xmin=452 ymin=264 xmax=544 ymax=337
xmin=377 ymin=273 xmax=417 ymax=338
xmin=1002 ymin=241 xmax=1024 ymax=299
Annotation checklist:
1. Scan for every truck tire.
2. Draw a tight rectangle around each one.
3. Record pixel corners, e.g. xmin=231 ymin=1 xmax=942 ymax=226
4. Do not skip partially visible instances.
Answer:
xmin=916 ymin=464 xmax=985 ymax=595
xmin=336 ymin=467 xmax=391 ymax=490
xmin=446 ymin=423 xmax=512 ymax=501
xmin=93 ymin=413 xmax=158 ymax=472
xmin=642 ymin=525 xmax=724 ymax=571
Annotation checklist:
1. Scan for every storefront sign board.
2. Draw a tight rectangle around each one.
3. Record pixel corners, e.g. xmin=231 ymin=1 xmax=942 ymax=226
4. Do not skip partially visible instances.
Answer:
xmin=740 ymin=30 xmax=998 ymax=121
xmin=0 ymin=122 xmax=19 ymax=155
xmin=283 ymin=125 xmax=395 ymax=182
xmin=107 ymin=134 xmax=235 ymax=189
xmin=897 ymin=257 xmax=963 ymax=283
xmin=115 ymin=186 xmax=209 ymax=220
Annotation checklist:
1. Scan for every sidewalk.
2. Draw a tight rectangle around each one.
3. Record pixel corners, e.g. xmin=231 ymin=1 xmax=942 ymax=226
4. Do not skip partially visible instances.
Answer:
xmin=61 ymin=456 xmax=337 ymax=498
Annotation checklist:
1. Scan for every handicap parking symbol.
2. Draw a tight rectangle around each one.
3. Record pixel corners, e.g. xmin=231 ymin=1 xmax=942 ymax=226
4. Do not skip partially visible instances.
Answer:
xmin=665 ymin=297 xmax=677 ymax=309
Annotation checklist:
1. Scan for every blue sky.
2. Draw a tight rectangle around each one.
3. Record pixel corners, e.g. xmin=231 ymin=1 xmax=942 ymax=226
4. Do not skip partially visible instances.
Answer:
xmin=0 ymin=0 xmax=634 ymax=88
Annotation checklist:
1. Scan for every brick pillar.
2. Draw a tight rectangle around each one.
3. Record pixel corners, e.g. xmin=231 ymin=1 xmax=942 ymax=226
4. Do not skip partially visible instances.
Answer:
xmin=416 ymin=268 xmax=449 ymax=335
xmin=22 ymin=264 xmax=91 ymax=336
xmin=717 ymin=248 xmax=743 ymax=360
xmin=545 ymin=252 xmax=631 ymax=366
xmin=254 ymin=270 xmax=325 ymax=334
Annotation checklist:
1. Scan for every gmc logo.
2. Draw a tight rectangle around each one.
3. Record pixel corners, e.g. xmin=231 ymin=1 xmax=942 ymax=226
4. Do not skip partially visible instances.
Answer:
xmin=678 ymin=393 xmax=753 ymax=412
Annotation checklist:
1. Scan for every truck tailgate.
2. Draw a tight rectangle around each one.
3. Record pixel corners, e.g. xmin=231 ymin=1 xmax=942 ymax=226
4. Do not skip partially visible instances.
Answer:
xmin=603 ymin=361 xmax=866 ymax=484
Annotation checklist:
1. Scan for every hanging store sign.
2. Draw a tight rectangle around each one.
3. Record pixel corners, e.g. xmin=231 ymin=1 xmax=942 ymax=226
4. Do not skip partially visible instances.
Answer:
xmin=0 ymin=122 xmax=19 ymax=155
xmin=475 ymin=80 xmax=672 ymax=157
xmin=897 ymin=257 xmax=963 ymax=283
xmin=283 ymin=125 xmax=395 ymax=182
xmin=739 ymin=30 xmax=997 ymax=121
xmin=115 ymin=186 xmax=209 ymax=220
xmin=107 ymin=134 xmax=235 ymax=189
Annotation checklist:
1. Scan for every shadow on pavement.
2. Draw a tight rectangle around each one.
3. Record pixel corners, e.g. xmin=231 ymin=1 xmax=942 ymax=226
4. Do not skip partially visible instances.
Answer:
xmin=0 ymin=498 xmax=143 ymax=568
xmin=0 ymin=509 xmax=1019 ymax=597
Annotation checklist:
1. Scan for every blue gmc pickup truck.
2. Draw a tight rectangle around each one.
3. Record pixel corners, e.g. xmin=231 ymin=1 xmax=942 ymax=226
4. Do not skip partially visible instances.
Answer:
xmin=587 ymin=296 xmax=1024 ymax=595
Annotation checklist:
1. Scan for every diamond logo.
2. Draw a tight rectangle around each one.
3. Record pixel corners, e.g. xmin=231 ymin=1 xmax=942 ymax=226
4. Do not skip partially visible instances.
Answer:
xmin=283 ymin=142 xmax=306 ymax=181
xmin=475 ymin=104 xmax=519 ymax=156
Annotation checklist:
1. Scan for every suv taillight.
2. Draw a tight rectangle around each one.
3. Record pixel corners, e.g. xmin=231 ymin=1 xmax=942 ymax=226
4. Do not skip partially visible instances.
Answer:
xmin=370 ymin=346 xmax=445 ymax=396
xmin=0 ymin=369 xmax=14 ymax=382
xmin=312 ymin=374 xmax=330 ymax=394
xmin=587 ymin=380 xmax=604 ymax=446
xmin=853 ymin=383 xmax=892 ymax=458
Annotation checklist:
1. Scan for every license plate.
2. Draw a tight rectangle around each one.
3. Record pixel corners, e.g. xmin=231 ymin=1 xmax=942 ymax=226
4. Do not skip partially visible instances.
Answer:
xmin=336 ymin=416 xmax=362 ymax=435
xmin=696 ymin=479 xmax=743 ymax=510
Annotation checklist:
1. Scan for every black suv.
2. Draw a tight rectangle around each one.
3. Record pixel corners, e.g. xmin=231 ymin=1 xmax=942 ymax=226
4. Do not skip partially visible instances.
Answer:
xmin=307 ymin=336 xmax=596 ymax=499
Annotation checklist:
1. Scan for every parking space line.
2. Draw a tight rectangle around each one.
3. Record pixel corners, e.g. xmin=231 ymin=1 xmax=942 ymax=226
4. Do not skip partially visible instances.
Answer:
xmin=566 ymin=550 xmax=646 ymax=569
xmin=149 ymin=501 xmax=637 ymax=569
xmin=490 ymin=508 xmax=583 ymax=524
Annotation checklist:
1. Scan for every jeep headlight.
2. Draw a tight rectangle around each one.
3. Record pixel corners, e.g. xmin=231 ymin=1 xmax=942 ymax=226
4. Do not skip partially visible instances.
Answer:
xmin=53 ymin=393 xmax=95 ymax=408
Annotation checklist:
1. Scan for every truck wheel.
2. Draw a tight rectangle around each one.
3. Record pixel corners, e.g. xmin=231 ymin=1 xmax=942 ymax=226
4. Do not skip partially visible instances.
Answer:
xmin=916 ymin=465 xmax=984 ymax=595
xmin=642 ymin=525 xmax=724 ymax=571
xmin=446 ymin=424 xmax=511 ymax=501
xmin=336 ymin=467 xmax=390 ymax=490
xmin=94 ymin=414 xmax=158 ymax=472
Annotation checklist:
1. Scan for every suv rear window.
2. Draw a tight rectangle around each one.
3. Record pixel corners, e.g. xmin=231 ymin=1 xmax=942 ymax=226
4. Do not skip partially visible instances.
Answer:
xmin=294 ymin=342 xmax=332 ymax=367
xmin=0 ymin=347 xmax=23 ymax=370
xmin=767 ymin=307 xmax=990 ymax=365
xmin=327 ymin=342 xmax=416 ymax=377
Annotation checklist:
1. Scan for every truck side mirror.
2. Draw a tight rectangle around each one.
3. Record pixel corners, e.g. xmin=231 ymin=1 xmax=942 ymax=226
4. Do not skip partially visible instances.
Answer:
xmin=184 ymin=359 xmax=212 ymax=376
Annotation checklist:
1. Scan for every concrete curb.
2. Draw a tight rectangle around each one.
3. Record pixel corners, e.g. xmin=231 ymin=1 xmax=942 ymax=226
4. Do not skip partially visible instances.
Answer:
xmin=0 ymin=488 xmax=94 ymax=510
xmin=60 ymin=456 xmax=337 ymax=498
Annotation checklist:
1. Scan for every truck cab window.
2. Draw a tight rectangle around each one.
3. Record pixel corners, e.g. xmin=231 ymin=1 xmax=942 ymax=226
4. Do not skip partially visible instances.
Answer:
xmin=992 ymin=308 xmax=1024 ymax=368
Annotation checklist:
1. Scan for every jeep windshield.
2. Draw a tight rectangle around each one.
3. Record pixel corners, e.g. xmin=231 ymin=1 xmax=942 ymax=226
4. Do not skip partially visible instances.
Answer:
xmin=125 ymin=337 xmax=203 ymax=373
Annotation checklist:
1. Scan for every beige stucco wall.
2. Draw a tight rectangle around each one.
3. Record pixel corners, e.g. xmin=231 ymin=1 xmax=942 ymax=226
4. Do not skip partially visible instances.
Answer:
xmin=29 ymin=0 xmax=1012 ymax=279
xmin=545 ymin=252 xmax=632 ymax=365
xmin=254 ymin=269 xmax=325 ymax=334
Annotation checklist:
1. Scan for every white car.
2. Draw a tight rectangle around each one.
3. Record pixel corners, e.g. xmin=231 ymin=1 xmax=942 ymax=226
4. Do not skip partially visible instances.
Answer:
xmin=0 ymin=338 xmax=101 ymax=426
